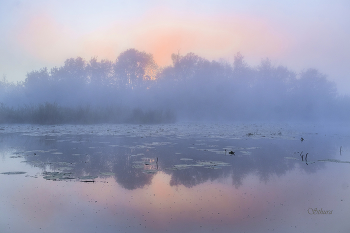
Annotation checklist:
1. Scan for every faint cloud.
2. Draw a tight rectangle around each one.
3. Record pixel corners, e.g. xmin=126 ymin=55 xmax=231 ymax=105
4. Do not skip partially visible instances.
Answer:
xmin=14 ymin=12 xmax=76 ymax=63
xmin=111 ymin=7 xmax=287 ymax=66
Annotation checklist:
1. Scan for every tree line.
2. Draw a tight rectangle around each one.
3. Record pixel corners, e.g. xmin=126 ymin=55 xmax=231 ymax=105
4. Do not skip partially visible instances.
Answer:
xmin=0 ymin=48 xmax=349 ymax=123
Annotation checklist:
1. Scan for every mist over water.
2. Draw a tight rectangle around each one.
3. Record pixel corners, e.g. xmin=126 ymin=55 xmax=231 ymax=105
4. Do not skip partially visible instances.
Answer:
xmin=1 ymin=48 xmax=349 ymax=232
xmin=1 ymin=49 xmax=349 ymax=124
xmin=2 ymin=1 xmax=350 ymax=231
xmin=1 ymin=123 xmax=349 ymax=233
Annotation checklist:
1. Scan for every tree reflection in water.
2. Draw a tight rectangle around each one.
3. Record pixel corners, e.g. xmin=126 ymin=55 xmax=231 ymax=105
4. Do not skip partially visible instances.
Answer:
xmin=0 ymin=124 xmax=349 ymax=233
xmin=0 ymin=125 xmax=338 ymax=189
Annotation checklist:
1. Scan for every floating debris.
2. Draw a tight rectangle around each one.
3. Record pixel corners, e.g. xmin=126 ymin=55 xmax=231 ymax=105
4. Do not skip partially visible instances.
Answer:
xmin=169 ymin=160 xmax=231 ymax=170
xmin=171 ymin=164 xmax=192 ymax=170
xmin=197 ymin=161 xmax=231 ymax=167
xmin=59 ymin=161 xmax=73 ymax=165
xmin=99 ymin=172 xmax=115 ymax=176
xmin=318 ymin=159 xmax=350 ymax=164
xmin=42 ymin=171 xmax=74 ymax=181
xmin=57 ymin=167 xmax=74 ymax=171
xmin=1 ymin=171 xmax=27 ymax=175
xmin=79 ymin=175 xmax=98 ymax=182
xmin=79 ymin=175 xmax=98 ymax=180
xmin=204 ymin=166 xmax=222 ymax=169
xmin=142 ymin=169 xmax=158 ymax=174
xmin=180 ymin=158 xmax=193 ymax=161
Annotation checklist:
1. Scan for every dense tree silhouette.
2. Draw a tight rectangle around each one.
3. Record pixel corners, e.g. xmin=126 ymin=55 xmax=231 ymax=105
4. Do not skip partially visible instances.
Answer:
xmin=0 ymin=48 xmax=349 ymax=123
xmin=86 ymin=57 xmax=113 ymax=87
xmin=113 ymin=49 xmax=158 ymax=89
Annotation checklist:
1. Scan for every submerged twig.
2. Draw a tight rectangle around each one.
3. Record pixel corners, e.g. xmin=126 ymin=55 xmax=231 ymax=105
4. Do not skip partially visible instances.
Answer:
xmin=299 ymin=151 xmax=303 ymax=161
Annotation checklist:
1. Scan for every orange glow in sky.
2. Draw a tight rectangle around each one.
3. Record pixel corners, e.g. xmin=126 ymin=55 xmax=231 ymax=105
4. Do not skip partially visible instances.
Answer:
xmin=15 ymin=8 xmax=286 ymax=68
xmin=3 ymin=0 xmax=349 ymax=94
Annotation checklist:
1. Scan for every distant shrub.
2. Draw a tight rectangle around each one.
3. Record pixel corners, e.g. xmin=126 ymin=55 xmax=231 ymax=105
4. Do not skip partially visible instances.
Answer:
xmin=0 ymin=102 xmax=176 ymax=125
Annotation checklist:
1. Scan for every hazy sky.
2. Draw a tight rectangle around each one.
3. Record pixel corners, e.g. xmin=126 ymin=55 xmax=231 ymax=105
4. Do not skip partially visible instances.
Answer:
xmin=1 ymin=0 xmax=350 ymax=94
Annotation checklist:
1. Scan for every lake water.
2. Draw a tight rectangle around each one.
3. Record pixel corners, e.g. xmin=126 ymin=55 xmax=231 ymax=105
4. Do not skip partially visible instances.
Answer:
xmin=0 ymin=123 xmax=349 ymax=233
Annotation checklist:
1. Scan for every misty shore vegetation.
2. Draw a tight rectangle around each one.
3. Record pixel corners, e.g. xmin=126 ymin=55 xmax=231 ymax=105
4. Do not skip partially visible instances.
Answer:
xmin=1 ymin=49 xmax=349 ymax=124
xmin=0 ymin=103 xmax=175 ymax=124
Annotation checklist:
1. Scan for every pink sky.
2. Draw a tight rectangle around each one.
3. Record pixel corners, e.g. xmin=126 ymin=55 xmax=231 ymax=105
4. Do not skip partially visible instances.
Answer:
xmin=1 ymin=0 xmax=349 ymax=94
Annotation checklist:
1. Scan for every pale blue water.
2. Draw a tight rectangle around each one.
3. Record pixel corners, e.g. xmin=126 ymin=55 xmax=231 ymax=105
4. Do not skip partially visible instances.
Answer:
xmin=0 ymin=123 xmax=349 ymax=233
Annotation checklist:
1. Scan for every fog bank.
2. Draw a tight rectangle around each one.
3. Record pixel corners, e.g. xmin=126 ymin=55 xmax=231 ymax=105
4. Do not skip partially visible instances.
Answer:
xmin=1 ymin=49 xmax=349 ymax=124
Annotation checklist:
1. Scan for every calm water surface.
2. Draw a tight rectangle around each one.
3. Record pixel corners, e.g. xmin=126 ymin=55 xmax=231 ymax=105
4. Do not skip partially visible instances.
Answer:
xmin=0 ymin=123 xmax=349 ymax=233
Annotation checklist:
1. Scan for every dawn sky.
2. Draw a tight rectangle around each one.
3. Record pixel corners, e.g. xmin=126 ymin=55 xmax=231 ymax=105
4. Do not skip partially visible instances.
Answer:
xmin=1 ymin=0 xmax=349 ymax=94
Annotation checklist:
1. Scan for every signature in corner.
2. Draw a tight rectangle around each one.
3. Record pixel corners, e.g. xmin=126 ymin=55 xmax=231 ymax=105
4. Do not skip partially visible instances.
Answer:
xmin=308 ymin=208 xmax=333 ymax=215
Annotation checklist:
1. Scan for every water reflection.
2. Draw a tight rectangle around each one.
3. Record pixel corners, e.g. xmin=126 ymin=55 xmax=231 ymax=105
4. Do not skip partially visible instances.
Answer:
xmin=0 ymin=124 xmax=349 ymax=233
xmin=0 ymin=125 xmax=346 ymax=188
